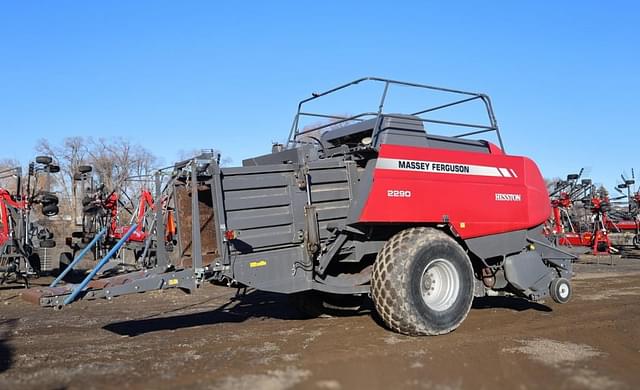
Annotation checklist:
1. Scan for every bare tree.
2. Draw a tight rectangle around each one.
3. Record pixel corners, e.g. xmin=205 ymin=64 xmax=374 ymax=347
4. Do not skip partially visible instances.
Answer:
xmin=0 ymin=158 xmax=21 ymax=192
xmin=34 ymin=137 xmax=235 ymax=230
xmin=35 ymin=136 xmax=160 ymax=220
xmin=545 ymin=177 xmax=561 ymax=192
xmin=0 ymin=158 xmax=20 ymax=185
xmin=0 ymin=158 xmax=19 ymax=169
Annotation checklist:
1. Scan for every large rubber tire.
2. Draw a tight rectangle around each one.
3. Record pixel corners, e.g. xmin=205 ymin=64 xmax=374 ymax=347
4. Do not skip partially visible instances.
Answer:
xmin=39 ymin=193 xmax=59 ymax=205
xmin=78 ymin=165 xmax=93 ymax=174
xmin=71 ymin=231 xmax=85 ymax=239
xmin=371 ymin=227 xmax=474 ymax=336
xmin=39 ymin=239 xmax=56 ymax=248
xmin=35 ymin=155 xmax=53 ymax=165
xmin=42 ymin=203 xmax=59 ymax=217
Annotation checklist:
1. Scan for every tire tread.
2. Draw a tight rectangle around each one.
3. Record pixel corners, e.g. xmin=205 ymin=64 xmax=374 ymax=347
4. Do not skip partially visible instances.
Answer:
xmin=371 ymin=227 xmax=473 ymax=336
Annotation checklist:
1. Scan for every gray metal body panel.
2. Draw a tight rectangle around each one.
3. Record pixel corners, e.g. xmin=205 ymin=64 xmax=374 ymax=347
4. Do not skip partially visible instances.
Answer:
xmin=210 ymin=116 xmax=566 ymax=296
xmin=464 ymin=225 xmax=574 ymax=300
xmin=504 ymin=251 xmax=554 ymax=301
xmin=465 ymin=229 xmax=528 ymax=262
xmin=217 ymin=157 xmax=357 ymax=293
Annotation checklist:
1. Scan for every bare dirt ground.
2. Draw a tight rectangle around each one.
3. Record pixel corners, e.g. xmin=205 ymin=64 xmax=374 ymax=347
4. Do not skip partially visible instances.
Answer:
xmin=1 ymin=255 xmax=639 ymax=390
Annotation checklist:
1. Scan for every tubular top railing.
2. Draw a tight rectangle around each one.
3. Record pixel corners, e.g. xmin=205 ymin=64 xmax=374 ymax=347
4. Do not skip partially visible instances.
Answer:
xmin=287 ymin=77 xmax=504 ymax=152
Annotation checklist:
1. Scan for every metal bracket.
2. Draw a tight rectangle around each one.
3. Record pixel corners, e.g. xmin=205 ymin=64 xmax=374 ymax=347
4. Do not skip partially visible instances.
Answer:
xmin=316 ymin=234 xmax=348 ymax=276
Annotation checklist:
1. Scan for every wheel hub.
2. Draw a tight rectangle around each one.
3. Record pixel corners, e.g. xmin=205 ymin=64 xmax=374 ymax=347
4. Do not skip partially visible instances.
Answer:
xmin=420 ymin=258 xmax=460 ymax=311
xmin=558 ymin=283 xmax=569 ymax=299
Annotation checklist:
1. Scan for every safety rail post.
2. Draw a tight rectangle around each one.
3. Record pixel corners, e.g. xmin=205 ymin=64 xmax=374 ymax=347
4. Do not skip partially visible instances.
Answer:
xmin=63 ymin=223 xmax=138 ymax=305
xmin=190 ymin=160 xmax=203 ymax=273
xmin=49 ymin=227 xmax=108 ymax=287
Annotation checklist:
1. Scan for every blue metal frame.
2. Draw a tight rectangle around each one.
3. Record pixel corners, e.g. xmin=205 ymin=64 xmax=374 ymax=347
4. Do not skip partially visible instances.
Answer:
xmin=63 ymin=224 xmax=138 ymax=305
xmin=50 ymin=227 xmax=108 ymax=288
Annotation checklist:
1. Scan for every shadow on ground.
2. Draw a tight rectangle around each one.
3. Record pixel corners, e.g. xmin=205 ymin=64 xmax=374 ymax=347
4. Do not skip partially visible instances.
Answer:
xmin=472 ymin=296 xmax=551 ymax=312
xmin=103 ymin=290 xmax=306 ymax=337
xmin=104 ymin=289 xmax=552 ymax=337
xmin=0 ymin=319 xmax=17 ymax=373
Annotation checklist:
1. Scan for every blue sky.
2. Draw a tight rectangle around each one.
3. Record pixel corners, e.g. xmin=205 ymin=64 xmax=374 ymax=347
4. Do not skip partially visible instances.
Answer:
xmin=1 ymin=1 xmax=638 ymax=191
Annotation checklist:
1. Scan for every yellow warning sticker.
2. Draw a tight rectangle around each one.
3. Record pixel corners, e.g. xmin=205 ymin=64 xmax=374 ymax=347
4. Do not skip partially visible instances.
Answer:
xmin=168 ymin=278 xmax=178 ymax=286
xmin=249 ymin=260 xmax=268 ymax=268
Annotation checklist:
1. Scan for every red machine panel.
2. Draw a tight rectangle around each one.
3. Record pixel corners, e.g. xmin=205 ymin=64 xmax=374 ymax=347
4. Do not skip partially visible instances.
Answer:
xmin=359 ymin=144 xmax=550 ymax=239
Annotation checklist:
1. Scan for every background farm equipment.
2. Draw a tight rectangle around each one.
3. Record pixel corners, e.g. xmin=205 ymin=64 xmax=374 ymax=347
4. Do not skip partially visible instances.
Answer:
xmin=547 ymin=170 xmax=592 ymax=238
xmin=545 ymin=170 xmax=617 ymax=255
xmin=546 ymin=168 xmax=640 ymax=255
xmin=605 ymin=170 xmax=639 ymax=249
xmin=0 ymin=156 xmax=60 ymax=286
xmin=59 ymin=165 xmax=175 ymax=274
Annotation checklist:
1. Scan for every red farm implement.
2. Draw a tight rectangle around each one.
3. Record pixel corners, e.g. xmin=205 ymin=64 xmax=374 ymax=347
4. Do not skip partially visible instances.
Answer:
xmin=1 ymin=156 xmax=60 ymax=286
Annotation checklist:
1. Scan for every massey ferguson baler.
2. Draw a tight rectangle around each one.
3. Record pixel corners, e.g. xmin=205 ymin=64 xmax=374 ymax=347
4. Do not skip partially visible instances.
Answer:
xmin=25 ymin=78 xmax=574 ymax=336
